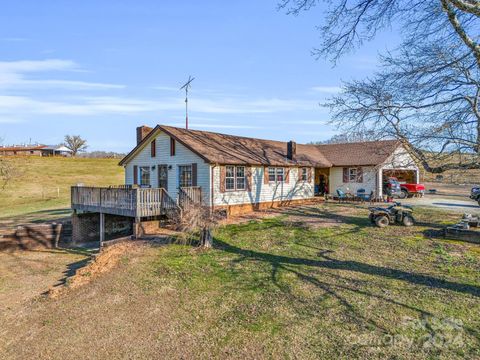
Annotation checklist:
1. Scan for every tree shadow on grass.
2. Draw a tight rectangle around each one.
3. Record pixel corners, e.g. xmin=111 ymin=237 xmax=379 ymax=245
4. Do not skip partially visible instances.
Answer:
xmin=0 ymin=208 xmax=71 ymax=228
xmin=215 ymin=239 xmax=480 ymax=298
xmin=214 ymin=237 xmax=480 ymax=341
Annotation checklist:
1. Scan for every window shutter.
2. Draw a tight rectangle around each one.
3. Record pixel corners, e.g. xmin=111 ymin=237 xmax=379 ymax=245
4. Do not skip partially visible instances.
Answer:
xmin=191 ymin=163 xmax=197 ymax=186
xmin=151 ymin=139 xmax=156 ymax=157
xmin=285 ymin=168 xmax=290 ymax=183
xmin=343 ymin=168 xmax=349 ymax=183
xmin=246 ymin=167 xmax=252 ymax=191
xmin=357 ymin=167 xmax=363 ymax=183
xmin=220 ymin=166 xmax=226 ymax=193
xmin=133 ymin=165 xmax=138 ymax=185
xmin=264 ymin=167 xmax=269 ymax=184
xmin=307 ymin=168 xmax=312 ymax=182
xmin=170 ymin=137 xmax=175 ymax=156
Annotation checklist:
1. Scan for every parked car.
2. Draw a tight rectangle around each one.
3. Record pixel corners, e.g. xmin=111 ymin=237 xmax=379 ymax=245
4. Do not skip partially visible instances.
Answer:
xmin=470 ymin=186 xmax=480 ymax=206
xmin=383 ymin=178 xmax=402 ymax=197
xmin=388 ymin=177 xmax=425 ymax=199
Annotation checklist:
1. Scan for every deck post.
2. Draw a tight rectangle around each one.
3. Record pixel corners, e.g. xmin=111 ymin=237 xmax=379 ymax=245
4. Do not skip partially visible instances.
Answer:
xmin=99 ymin=212 xmax=105 ymax=248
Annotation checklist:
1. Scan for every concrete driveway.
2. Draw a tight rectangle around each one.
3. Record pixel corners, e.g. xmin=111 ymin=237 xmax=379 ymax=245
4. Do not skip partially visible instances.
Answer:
xmin=401 ymin=182 xmax=479 ymax=214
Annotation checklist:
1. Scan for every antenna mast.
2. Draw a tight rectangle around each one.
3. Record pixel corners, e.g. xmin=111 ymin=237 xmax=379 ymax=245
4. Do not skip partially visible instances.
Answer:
xmin=180 ymin=75 xmax=195 ymax=130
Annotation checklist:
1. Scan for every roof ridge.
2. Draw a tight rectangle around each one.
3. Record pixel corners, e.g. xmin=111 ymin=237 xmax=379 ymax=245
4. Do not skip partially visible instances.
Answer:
xmin=160 ymin=124 xmax=304 ymax=146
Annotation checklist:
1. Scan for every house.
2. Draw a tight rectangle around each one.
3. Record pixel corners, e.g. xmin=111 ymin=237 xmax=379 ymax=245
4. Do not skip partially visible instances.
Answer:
xmin=70 ymin=124 xmax=419 ymax=241
xmin=40 ymin=145 xmax=73 ymax=157
xmin=118 ymin=125 xmax=420 ymax=215
xmin=0 ymin=145 xmax=46 ymax=156
xmin=0 ymin=144 xmax=72 ymax=157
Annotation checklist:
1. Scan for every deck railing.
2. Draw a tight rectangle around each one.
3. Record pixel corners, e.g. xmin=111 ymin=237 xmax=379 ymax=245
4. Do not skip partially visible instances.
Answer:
xmin=71 ymin=186 xmax=181 ymax=218
xmin=178 ymin=186 xmax=203 ymax=209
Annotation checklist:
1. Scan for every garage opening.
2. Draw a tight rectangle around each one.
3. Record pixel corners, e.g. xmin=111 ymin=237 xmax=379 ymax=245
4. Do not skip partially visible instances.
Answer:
xmin=383 ymin=169 xmax=418 ymax=184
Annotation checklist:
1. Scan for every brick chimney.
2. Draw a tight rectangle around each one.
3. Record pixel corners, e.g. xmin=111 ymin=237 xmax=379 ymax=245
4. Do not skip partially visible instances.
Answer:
xmin=136 ymin=125 xmax=153 ymax=144
xmin=287 ymin=140 xmax=296 ymax=161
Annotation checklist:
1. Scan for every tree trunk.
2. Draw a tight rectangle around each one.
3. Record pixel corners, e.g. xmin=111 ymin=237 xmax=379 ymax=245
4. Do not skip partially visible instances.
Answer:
xmin=200 ymin=227 xmax=213 ymax=248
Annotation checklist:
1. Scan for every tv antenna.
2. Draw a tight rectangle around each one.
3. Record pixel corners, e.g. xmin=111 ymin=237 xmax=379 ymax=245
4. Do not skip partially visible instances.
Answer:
xmin=180 ymin=75 xmax=195 ymax=130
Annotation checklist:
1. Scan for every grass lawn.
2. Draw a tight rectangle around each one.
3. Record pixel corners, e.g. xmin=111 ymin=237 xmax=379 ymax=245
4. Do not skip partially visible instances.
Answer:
xmin=2 ymin=204 xmax=480 ymax=359
xmin=0 ymin=157 xmax=123 ymax=224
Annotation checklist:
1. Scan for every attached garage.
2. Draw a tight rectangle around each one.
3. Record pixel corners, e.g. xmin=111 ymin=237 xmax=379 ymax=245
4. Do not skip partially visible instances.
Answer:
xmin=382 ymin=169 xmax=419 ymax=184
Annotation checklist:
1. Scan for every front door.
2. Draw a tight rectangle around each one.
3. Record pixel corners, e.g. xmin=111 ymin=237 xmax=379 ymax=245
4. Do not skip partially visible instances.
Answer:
xmin=158 ymin=165 xmax=168 ymax=191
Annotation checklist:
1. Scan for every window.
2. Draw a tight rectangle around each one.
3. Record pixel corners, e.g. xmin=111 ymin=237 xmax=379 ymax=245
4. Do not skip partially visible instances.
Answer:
xmin=301 ymin=168 xmax=308 ymax=181
xmin=343 ymin=167 xmax=363 ymax=183
xmin=170 ymin=137 xmax=176 ymax=156
xmin=140 ymin=166 xmax=151 ymax=186
xmin=348 ymin=168 xmax=357 ymax=182
xmin=268 ymin=167 xmax=276 ymax=182
xmin=179 ymin=165 xmax=192 ymax=187
xmin=236 ymin=166 xmax=246 ymax=190
xmin=225 ymin=165 xmax=246 ymax=191
xmin=268 ymin=167 xmax=285 ymax=183
xmin=151 ymin=139 xmax=156 ymax=157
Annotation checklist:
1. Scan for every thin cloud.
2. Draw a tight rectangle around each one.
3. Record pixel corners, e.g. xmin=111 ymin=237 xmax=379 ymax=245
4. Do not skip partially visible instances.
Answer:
xmin=152 ymin=85 xmax=179 ymax=91
xmin=0 ymin=59 xmax=125 ymax=90
xmin=0 ymin=59 xmax=77 ymax=73
xmin=0 ymin=116 xmax=23 ymax=124
xmin=0 ymin=94 xmax=321 ymax=117
xmin=279 ymin=120 xmax=330 ymax=125
xmin=168 ymin=122 xmax=262 ymax=130
xmin=0 ymin=37 xmax=29 ymax=42
xmin=311 ymin=86 xmax=342 ymax=93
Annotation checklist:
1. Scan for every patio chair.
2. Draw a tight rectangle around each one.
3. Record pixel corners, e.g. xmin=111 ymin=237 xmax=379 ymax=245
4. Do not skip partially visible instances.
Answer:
xmin=336 ymin=189 xmax=349 ymax=202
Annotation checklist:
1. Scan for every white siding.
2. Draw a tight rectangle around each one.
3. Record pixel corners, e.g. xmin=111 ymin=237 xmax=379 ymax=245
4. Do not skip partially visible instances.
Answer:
xmin=382 ymin=146 xmax=418 ymax=170
xmin=124 ymin=131 xmax=210 ymax=203
xmin=329 ymin=166 xmax=378 ymax=195
xmin=212 ymin=166 xmax=314 ymax=206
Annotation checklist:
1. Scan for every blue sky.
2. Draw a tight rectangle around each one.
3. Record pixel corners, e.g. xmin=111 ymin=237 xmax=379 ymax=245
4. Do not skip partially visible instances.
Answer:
xmin=0 ymin=0 xmax=398 ymax=152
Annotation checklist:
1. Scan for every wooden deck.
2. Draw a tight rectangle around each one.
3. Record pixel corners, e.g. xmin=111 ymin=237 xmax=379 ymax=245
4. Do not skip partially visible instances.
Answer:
xmin=71 ymin=186 xmax=181 ymax=218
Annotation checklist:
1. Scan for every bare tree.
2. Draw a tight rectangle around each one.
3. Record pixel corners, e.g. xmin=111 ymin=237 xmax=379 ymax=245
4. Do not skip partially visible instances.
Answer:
xmin=308 ymin=130 xmax=377 ymax=144
xmin=279 ymin=0 xmax=480 ymax=64
xmin=174 ymin=205 xmax=220 ymax=248
xmin=326 ymin=40 xmax=480 ymax=172
xmin=0 ymin=138 xmax=16 ymax=190
xmin=64 ymin=135 xmax=88 ymax=157
xmin=280 ymin=0 xmax=480 ymax=172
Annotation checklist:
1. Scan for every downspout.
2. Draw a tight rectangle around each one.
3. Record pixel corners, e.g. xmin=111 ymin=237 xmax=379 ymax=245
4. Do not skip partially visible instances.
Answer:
xmin=211 ymin=164 xmax=216 ymax=212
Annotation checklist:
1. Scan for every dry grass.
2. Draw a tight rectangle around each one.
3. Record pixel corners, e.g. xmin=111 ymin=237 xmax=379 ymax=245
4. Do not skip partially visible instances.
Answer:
xmin=0 ymin=157 xmax=123 ymax=223
xmin=0 ymin=248 xmax=90 ymax=324
xmin=1 ymin=204 xmax=480 ymax=359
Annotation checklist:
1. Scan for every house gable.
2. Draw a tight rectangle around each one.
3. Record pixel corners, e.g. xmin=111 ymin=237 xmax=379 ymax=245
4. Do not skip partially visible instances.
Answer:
xmin=123 ymin=130 xmax=211 ymax=203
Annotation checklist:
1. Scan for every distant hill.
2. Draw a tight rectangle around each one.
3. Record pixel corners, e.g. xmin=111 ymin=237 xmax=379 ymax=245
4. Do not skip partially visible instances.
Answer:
xmin=0 ymin=157 xmax=123 ymax=221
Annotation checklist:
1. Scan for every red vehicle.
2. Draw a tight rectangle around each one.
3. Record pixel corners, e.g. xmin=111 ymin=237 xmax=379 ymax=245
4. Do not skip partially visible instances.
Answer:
xmin=389 ymin=177 xmax=425 ymax=199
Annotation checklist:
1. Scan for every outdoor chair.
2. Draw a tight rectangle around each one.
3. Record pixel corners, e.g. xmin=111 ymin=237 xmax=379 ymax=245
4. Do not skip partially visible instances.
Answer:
xmin=336 ymin=189 xmax=351 ymax=202
xmin=356 ymin=188 xmax=371 ymax=202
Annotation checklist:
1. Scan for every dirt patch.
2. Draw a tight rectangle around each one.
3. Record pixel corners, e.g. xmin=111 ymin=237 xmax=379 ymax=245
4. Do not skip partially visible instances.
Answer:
xmin=220 ymin=204 xmax=356 ymax=229
xmin=48 ymin=240 xmax=141 ymax=298
xmin=0 ymin=249 xmax=89 ymax=314
xmin=219 ymin=209 xmax=280 ymax=225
